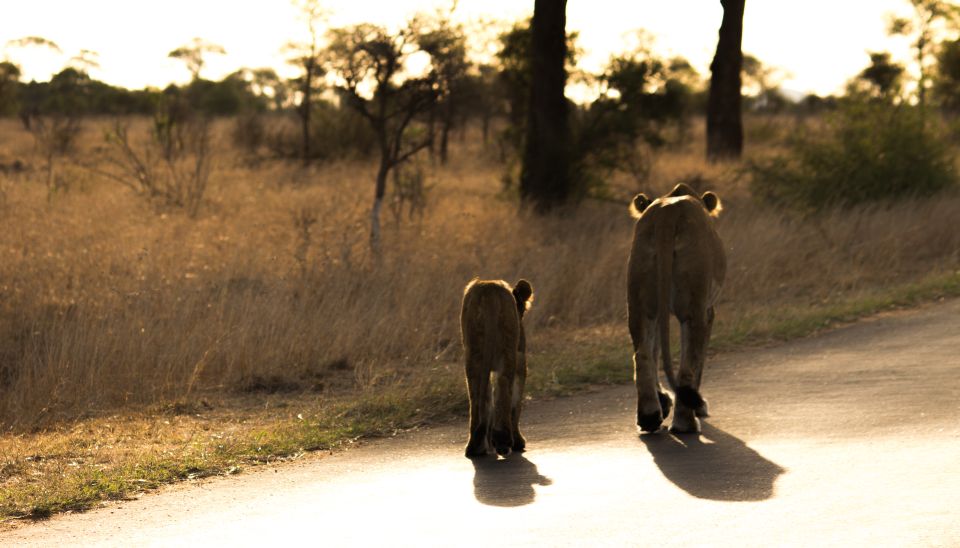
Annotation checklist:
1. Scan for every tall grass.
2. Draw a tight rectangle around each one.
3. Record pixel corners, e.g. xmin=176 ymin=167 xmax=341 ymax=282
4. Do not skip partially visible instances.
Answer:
xmin=0 ymin=117 xmax=959 ymax=430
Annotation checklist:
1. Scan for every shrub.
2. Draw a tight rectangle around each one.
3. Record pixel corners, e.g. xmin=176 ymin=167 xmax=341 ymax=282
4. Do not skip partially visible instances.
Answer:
xmin=96 ymin=118 xmax=213 ymax=218
xmin=232 ymin=111 xmax=266 ymax=160
xmin=749 ymin=101 xmax=957 ymax=211
xmin=266 ymin=102 xmax=376 ymax=163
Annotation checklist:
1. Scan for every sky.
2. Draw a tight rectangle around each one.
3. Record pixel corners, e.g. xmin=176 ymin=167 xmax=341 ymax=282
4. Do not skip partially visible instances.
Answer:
xmin=0 ymin=0 xmax=920 ymax=98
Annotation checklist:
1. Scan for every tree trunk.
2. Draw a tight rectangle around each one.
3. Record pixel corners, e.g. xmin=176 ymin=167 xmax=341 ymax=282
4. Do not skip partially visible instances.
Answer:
xmin=706 ymin=0 xmax=745 ymax=162
xmin=300 ymin=61 xmax=314 ymax=165
xmin=481 ymin=112 xmax=490 ymax=145
xmin=370 ymin=144 xmax=391 ymax=252
xmin=458 ymin=111 xmax=468 ymax=143
xmin=520 ymin=0 xmax=570 ymax=212
xmin=427 ymin=107 xmax=436 ymax=162
xmin=440 ymin=111 xmax=451 ymax=165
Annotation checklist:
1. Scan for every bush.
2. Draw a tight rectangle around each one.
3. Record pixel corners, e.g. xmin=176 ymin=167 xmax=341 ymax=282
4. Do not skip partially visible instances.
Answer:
xmin=232 ymin=111 xmax=266 ymax=160
xmin=749 ymin=102 xmax=957 ymax=211
xmin=96 ymin=118 xmax=213 ymax=218
xmin=266 ymin=101 xmax=377 ymax=162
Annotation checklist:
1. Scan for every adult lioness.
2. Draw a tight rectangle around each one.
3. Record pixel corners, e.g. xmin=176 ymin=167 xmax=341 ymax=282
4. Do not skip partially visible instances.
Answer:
xmin=460 ymin=278 xmax=534 ymax=458
xmin=627 ymin=183 xmax=726 ymax=434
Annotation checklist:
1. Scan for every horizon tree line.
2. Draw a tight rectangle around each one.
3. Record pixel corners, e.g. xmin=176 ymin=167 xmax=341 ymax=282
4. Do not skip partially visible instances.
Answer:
xmin=2 ymin=0 xmax=958 ymax=220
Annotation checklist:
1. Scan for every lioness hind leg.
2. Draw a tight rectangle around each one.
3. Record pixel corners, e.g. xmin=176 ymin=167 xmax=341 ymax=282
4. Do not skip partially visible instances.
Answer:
xmin=465 ymin=357 xmax=491 ymax=458
xmin=633 ymin=345 xmax=663 ymax=431
xmin=671 ymin=318 xmax=709 ymax=434
xmin=658 ymin=389 xmax=674 ymax=420
xmin=694 ymin=307 xmax=715 ymax=418
xmin=633 ymin=315 xmax=663 ymax=432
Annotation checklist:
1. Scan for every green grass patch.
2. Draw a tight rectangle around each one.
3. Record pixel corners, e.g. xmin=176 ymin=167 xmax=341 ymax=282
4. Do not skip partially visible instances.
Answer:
xmin=713 ymin=270 xmax=960 ymax=351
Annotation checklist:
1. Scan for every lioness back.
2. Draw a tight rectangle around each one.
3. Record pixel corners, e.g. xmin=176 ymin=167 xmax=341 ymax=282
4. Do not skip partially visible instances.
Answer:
xmin=627 ymin=184 xmax=726 ymax=434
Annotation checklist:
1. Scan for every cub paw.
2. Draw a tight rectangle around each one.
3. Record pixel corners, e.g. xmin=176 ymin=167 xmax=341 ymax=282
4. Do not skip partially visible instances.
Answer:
xmin=694 ymin=398 xmax=710 ymax=418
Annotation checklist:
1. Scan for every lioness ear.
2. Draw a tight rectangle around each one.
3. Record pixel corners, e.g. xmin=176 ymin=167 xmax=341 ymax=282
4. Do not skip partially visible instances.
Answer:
xmin=512 ymin=279 xmax=534 ymax=315
xmin=629 ymin=193 xmax=651 ymax=219
xmin=702 ymin=191 xmax=722 ymax=217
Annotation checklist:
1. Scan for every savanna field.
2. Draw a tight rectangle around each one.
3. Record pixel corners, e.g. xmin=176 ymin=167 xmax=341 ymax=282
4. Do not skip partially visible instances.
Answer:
xmin=1 ymin=113 xmax=960 ymax=519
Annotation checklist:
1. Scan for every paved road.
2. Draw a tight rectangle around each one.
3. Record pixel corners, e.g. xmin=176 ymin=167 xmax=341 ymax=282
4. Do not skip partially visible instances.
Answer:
xmin=5 ymin=300 xmax=960 ymax=546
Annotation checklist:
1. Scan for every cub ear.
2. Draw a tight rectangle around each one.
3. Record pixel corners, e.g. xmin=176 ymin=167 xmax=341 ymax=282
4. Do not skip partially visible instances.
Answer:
xmin=701 ymin=191 xmax=722 ymax=217
xmin=512 ymin=279 xmax=534 ymax=314
xmin=629 ymin=193 xmax=652 ymax=219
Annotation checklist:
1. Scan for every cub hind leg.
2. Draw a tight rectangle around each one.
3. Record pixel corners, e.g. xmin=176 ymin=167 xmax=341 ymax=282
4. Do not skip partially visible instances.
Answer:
xmin=510 ymin=358 xmax=527 ymax=452
xmin=464 ymin=355 xmax=492 ymax=458
xmin=490 ymin=362 xmax=516 ymax=457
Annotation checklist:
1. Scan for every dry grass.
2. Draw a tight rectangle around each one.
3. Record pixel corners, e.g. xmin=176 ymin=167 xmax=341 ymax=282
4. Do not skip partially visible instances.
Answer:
xmin=2 ymin=115 xmax=959 ymax=427
xmin=1 ymin=114 xmax=959 ymax=518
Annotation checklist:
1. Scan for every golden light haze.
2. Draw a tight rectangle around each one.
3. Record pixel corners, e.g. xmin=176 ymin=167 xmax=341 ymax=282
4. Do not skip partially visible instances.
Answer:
xmin=0 ymin=0 xmax=920 ymax=97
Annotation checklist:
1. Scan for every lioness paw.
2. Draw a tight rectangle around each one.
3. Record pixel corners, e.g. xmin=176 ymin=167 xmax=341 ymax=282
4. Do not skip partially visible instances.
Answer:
xmin=669 ymin=414 xmax=701 ymax=434
xmin=512 ymin=432 xmax=527 ymax=453
xmin=638 ymin=411 xmax=664 ymax=433
xmin=465 ymin=444 xmax=488 ymax=458
xmin=492 ymin=428 xmax=513 ymax=457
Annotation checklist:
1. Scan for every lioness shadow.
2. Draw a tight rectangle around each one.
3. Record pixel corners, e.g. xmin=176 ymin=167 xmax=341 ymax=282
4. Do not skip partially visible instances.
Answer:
xmin=471 ymin=453 xmax=552 ymax=507
xmin=640 ymin=423 xmax=785 ymax=502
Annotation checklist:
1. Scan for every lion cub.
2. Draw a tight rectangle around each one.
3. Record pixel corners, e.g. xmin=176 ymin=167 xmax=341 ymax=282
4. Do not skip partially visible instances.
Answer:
xmin=460 ymin=278 xmax=534 ymax=458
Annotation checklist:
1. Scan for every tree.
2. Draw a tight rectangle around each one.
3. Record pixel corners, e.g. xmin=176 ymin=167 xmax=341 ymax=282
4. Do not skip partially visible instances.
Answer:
xmin=706 ymin=0 xmax=745 ymax=162
xmin=68 ymin=49 xmax=100 ymax=74
xmin=520 ymin=0 xmax=571 ymax=212
xmin=168 ymin=37 xmax=226 ymax=81
xmin=741 ymin=53 xmax=789 ymax=112
xmin=4 ymin=36 xmax=62 ymax=125
xmin=5 ymin=36 xmax=61 ymax=54
xmin=887 ymin=0 xmax=960 ymax=109
xmin=247 ymin=67 xmax=288 ymax=110
xmin=493 ymin=19 xmax=578 ymax=165
xmin=589 ymin=49 xmax=698 ymax=154
xmin=458 ymin=63 xmax=500 ymax=145
xmin=190 ymin=71 xmax=265 ymax=115
xmin=850 ymin=51 xmax=905 ymax=101
xmin=284 ymin=0 xmax=328 ymax=164
xmin=0 ymin=61 xmax=20 ymax=116
xmin=495 ymin=21 xmax=534 ymax=158
xmin=325 ymin=23 xmax=438 ymax=249
xmin=568 ymin=46 xmax=699 ymax=195
xmin=935 ymin=38 xmax=960 ymax=110
xmin=416 ymin=13 xmax=470 ymax=164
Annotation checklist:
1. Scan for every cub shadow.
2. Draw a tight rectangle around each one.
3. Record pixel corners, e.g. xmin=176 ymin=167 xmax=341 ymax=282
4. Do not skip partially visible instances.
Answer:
xmin=471 ymin=453 xmax=552 ymax=507
xmin=639 ymin=422 xmax=785 ymax=502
